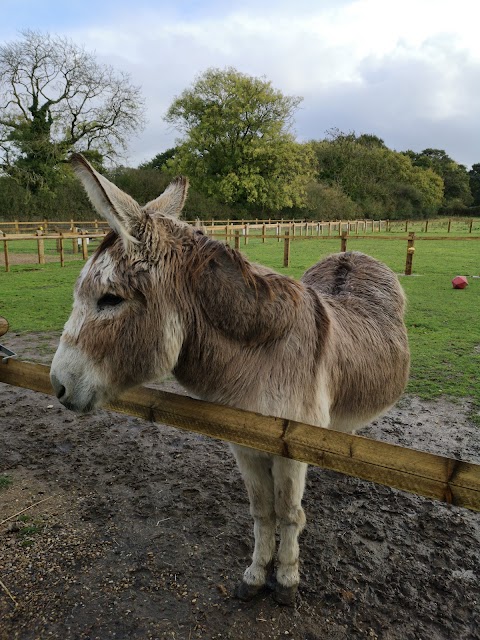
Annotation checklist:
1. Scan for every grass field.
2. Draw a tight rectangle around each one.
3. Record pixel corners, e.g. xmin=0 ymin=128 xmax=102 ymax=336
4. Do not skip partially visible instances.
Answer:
xmin=1 ymin=234 xmax=479 ymax=421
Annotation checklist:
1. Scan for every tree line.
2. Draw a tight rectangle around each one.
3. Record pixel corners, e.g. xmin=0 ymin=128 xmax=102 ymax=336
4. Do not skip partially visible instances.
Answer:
xmin=1 ymin=32 xmax=479 ymax=221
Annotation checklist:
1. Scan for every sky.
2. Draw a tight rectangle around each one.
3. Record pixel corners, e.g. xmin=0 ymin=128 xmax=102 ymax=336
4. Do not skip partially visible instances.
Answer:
xmin=1 ymin=0 xmax=479 ymax=168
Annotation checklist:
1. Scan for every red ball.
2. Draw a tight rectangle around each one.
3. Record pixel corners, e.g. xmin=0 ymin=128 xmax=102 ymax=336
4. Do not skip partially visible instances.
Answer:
xmin=452 ymin=276 xmax=468 ymax=289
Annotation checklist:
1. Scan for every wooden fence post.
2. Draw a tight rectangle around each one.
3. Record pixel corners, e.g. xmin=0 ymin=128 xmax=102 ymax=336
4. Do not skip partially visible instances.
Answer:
xmin=283 ymin=230 xmax=291 ymax=267
xmin=244 ymin=223 xmax=249 ymax=245
xmin=81 ymin=233 xmax=89 ymax=260
xmin=36 ymin=230 xmax=45 ymax=265
xmin=277 ymin=223 xmax=281 ymax=242
xmin=54 ymin=227 xmax=61 ymax=253
xmin=59 ymin=233 xmax=65 ymax=267
xmin=341 ymin=231 xmax=348 ymax=252
xmin=425 ymin=219 xmax=429 ymax=233
xmin=405 ymin=220 xmax=408 ymax=233
xmin=262 ymin=223 xmax=266 ymax=243
xmin=234 ymin=230 xmax=240 ymax=250
xmin=405 ymin=232 xmax=415 ymax=275
xmin=469 ymin=219 xmax=473 ymax=233
xmin=71 ymin=221 xmax=78 ymax=254
xmin=448 ymin=219 xmax=451 ymax=233
xmin=2 ymin=234 xmax=9 ymax=272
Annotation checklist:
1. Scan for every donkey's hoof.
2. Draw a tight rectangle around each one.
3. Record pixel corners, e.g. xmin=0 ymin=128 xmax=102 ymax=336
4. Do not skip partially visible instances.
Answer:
xmin=235 ymin=580 xmax=265 ymax=601
xmin=273 ymin=583 xmax=298 ymax=607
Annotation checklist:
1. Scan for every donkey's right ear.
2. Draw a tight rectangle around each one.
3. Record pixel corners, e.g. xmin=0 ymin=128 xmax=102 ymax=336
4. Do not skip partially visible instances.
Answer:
xmin=143 ymin=176 xmax=189 ymax=219
xmin=70 ymin=154 xmax=142 ymax=247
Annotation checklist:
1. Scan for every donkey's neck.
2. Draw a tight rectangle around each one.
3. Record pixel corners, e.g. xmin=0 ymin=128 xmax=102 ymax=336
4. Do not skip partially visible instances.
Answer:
xmin=172 ymin=237 xmax=328 ymax=410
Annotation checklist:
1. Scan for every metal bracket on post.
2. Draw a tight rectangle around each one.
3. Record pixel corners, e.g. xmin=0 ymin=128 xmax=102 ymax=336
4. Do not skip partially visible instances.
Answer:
xmin=0 ymin=344 xmax=16 ymax=364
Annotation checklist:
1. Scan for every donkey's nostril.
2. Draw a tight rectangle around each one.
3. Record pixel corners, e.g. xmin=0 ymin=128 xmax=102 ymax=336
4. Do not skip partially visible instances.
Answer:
xmin=50 ymin=373 xmax=66 ymax=400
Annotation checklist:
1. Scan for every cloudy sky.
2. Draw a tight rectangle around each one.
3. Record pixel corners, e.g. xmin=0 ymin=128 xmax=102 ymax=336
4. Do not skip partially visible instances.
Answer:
xmin=2 ymin=0 xmax=479 ymax=168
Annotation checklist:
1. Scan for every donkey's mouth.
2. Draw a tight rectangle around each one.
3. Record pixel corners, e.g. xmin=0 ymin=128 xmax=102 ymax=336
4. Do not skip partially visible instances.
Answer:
xmin=50 ymin=371 xmax=100 ymax=415
xmin=62 ymin=396 xmax=97 ymax=415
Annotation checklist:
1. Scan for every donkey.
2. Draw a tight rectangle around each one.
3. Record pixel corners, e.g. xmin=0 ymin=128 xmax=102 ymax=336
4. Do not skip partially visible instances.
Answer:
xmin=50 ymin=154 xmax=410 ymax=606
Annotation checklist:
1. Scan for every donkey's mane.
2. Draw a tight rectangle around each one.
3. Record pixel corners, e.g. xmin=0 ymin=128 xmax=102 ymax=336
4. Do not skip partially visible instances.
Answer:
xmin=95 ymin=226 xmax=302 ymax=303
xmin=188 ymin=232 xmax=256 ymax=284
xmin=93 ymin=229 xmax=120 ymax=261
xmin=189 ymin=231 xmax=304 ymax=304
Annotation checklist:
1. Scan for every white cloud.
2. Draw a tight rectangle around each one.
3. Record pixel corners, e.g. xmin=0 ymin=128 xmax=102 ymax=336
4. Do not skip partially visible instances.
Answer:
xmin=13 ymin=0 xmax=479 ymax=167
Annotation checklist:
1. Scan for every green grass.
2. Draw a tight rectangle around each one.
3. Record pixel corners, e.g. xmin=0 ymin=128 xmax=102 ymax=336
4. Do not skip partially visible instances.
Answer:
xmin=0 ymin=261 xmax=80 ymax=331
xmin=0 ymin=474 xmax=13 ymax=490
xmin=1 ymin=234 xmax=479 ymax=420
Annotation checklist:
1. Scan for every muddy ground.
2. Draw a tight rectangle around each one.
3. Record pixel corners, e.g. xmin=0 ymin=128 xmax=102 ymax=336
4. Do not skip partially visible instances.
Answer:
xmin=0 ymin=333 xmax=479 ymax=640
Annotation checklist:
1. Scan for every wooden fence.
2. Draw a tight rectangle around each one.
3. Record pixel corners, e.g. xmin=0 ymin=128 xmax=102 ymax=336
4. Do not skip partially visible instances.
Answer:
xmin=2 ymin=226 xmax=480 ymax=274
xmin=1 ymin=217 xmax=479 ymax=237
xmin=0 ymin=219 xmax=110 ymax=234
xmin=0 ymin=358 xmax=478 ymax=512
xmin=1 ymin=230 xmax=108 ymax=271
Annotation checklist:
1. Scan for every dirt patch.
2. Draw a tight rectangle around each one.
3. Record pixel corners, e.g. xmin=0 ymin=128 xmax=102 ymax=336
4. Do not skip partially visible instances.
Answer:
xmin=1 ymin=333 xmax=479 ymax=639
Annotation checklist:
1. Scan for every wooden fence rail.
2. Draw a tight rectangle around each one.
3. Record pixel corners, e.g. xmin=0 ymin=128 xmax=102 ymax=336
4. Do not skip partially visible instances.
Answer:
xmin=2 ymin=228 xmax=480 ymax=273
xmin=1 ymin=231 xmax=108 ymax=272
xmin=0 ymin=358 xmax=478 ymax=512
xmin=2 ymin=217 xmax=479 ymax=237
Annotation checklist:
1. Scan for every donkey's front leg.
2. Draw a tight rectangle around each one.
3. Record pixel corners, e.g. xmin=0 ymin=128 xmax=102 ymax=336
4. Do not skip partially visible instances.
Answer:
xmin=272 ymin=456 xmax=308 ymax=606
xmin=231 ymin=445 xmax=276 ymax=600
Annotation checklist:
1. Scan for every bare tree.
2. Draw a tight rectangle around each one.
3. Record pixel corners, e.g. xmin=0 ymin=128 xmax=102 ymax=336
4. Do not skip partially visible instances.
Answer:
xmin=0 ymin=30 xmax=146 ymax=191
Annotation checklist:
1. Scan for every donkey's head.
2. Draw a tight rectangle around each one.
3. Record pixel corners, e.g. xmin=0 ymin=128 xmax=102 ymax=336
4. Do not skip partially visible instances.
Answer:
xmin=50 ymin=154 xmax=189 ymax=413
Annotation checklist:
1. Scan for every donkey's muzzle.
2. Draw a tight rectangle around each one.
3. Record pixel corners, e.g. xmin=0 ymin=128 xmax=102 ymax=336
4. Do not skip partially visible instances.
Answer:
xmin=50 ymin=373 xmax=66 ymax=400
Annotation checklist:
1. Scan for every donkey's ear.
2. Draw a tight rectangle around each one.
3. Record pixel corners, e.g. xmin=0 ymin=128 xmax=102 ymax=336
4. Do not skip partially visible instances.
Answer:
xmin=143 ymin=176 xmax=189 ymax=219
xmin=70 ymin=153 xmax=142 ymax=246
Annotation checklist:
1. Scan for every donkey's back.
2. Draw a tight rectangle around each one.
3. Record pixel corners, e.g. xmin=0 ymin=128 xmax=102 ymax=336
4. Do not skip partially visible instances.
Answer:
xmin=302 ymin=251 xmax=409 ymax=431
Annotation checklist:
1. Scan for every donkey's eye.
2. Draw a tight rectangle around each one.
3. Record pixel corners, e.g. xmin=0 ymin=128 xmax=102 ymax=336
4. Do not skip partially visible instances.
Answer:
xmin=97 ymin=294 xmax=124 ymax=310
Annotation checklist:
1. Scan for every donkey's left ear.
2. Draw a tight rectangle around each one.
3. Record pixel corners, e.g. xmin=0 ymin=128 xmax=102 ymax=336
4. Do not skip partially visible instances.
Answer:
xmin=143 ymin=176 xmax=189 ymax=219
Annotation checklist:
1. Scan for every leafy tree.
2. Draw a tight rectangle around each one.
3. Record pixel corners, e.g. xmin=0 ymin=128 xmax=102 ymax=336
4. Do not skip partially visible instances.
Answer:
xmin=139 ymin=148 xmax=178 ymax=171
xmin=0 ymin=29 xmax=146 ymax=193
xmin=468 ymin=163 xmax=480 ymax=206
xmin=312 ymin=131 xmax=444 ymax=217
xmin=108 ymin=167 xmax=171 ymax=204
xmin=302 ymin=181 xmax=359 ymax=220
xmin=164 ymin=67 xmax=316 ymax=212
xmin=355 ymin=133 xmax=387 ymax=149
xmin=404 ymin=149 xmax=472 ymax=208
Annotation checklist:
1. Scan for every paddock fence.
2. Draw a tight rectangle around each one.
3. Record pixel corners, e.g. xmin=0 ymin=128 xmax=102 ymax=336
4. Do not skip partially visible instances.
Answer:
xmin=2 ymin=224 xmax=480 ymax=275
xmin=1 ymin=216 xmax=480 ymax=236
xmin=0 ymin=358 xmax=478 ymax=513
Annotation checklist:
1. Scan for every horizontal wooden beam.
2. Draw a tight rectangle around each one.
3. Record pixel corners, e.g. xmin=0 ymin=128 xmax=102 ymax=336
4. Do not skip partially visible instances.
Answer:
xmin=0 ymin=232 xmax=108 ymax=241
xmin=1 ymin=359 xmax=479 ymax=512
